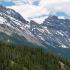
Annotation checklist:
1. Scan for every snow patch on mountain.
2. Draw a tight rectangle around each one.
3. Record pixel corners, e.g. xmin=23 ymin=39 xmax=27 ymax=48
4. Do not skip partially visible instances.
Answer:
xmin=61 ymin=44 xmax=69 ymax=48
xmin=0 ymin=16 xmax=6 ymax=24
xmin=57 ymin=31 xmax=64 ymax=36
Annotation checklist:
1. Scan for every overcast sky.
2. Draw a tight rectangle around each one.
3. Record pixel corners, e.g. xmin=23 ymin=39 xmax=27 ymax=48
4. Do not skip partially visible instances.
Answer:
xmin=0 ymin=0 xmax=70 ymax=23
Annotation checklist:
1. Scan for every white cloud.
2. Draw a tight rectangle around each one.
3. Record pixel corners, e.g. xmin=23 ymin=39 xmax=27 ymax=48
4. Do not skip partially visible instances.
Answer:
xmin=58 ymin=16 xmax=65 ymax=19
xmin=4 ymin=0 xmax=39 ymax=5
xmin=4 ymin=0 xmax=11 ymax=2
xmin=7 ymin=4 xmax=48 ymax=17
xmin=7 ymin=4 xmax=49 ymax=24
xmin=3 ymin=0 xmax=70 ymax=23
xmin=31 ymin=16 xmax=48 ymax=24
xmin=39 ymin=0 xmax=70 ymax=13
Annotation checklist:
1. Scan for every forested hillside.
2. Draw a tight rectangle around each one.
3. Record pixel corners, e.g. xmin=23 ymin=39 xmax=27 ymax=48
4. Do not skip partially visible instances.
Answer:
xmin=0 ymin=43 xmax=70 ymax=70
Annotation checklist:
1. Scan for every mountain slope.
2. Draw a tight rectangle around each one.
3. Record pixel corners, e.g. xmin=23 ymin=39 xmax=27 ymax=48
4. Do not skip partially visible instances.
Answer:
xmin=30 ymin=15 xmax=70 ymax=49
xmin=0 ymin=4 xmax=43 ymax=47
xmin=0 ymin=32 xmax=39 ymax=47
xmin=42 ymin=15 xmax=70 ymax=48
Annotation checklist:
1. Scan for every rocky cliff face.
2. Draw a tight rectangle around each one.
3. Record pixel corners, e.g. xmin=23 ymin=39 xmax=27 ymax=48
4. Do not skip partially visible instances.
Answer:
xmin=0 ymin=4 xmax=42 ymax=46
xmin=30 ymin=15 xmax=70 ymax=48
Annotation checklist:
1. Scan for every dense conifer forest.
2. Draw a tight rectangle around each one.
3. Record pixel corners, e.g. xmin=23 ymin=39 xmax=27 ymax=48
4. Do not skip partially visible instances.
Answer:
xmin=0 ymin=43 xmax=70 ymax=70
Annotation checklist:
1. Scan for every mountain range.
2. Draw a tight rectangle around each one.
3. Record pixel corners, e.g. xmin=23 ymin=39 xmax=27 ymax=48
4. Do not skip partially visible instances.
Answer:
xmin=0 ymin=4 xmax=70 ymax=60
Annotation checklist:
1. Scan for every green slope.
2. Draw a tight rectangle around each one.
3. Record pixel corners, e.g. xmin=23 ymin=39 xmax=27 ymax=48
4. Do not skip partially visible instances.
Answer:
xmin=0 ymin=32 xmax=41 ymax=47
xmin=0 ymin=43 xmax=70 ymax=70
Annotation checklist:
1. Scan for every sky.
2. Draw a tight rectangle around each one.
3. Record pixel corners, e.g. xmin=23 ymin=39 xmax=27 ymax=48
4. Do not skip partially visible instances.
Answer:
xmin=0 ymin=0 xmax=70 ymax=23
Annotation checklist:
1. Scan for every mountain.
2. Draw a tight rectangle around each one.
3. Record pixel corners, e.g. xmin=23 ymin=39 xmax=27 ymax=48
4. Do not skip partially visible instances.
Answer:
xmin=0 ymin=4 xmax=43 ymax=47
xmin=31 ymin=15 xmax=70 ymax=48
xmin=29 ymin=15 xmax=70 ymax=60
xmin=42 ymin=15 xmax=70 ymax=48
xmin=0 ymin=43 xmax=70 ymax=70
xmin=0 ymin=4 xmax=70 ymax=60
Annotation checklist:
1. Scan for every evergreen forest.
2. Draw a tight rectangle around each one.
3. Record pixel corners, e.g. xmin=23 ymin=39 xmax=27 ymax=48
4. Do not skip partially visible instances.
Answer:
xmin=0 ymin=43 xmax=70 ymax=70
